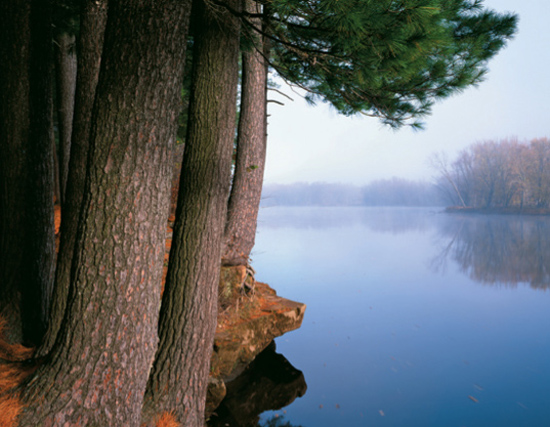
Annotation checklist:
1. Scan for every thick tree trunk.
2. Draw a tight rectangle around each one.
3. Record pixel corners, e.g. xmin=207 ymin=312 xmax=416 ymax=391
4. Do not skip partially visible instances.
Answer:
xmin=142 ymin=0 xmax=240 ymax=425
xmin=18 ymin=1 xmax=190 ymax=425
xmin=0 ymin=0 xmax=56 ymax=346
xmin=38 ymin=0 xmax=109 ymax=357
xmin=222 ymin=0 xmax=267 ymax=266
xmin=54 ymin=31 xmax=78 ymax=205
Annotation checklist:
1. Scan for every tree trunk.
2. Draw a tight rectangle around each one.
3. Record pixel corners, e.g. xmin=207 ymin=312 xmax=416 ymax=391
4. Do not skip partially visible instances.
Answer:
xmin=0 ymin=1 xmax=32 ymax=343
xmin=18 ymin=0 xmax=191 ymax=425
xmin=38 ymin=0 xmax=109 ymax=357
xmin=54 ymin=31 xmax=78 ymax=205
xmin=142 ymin=0 xmax=240 ymax=425
xmin=222 ymin=0 xmax=267 ymax=266
xmin=52 ymin=137 xmax=61 ymax=204
xmin=0 ymin=0 xmax=56 ymax=347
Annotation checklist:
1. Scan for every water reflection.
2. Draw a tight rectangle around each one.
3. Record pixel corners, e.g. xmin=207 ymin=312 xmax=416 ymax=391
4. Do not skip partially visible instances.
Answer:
xmin=433 ymin=214 xmax=550 ymax=289
xmin=252 ymin=207 xmax=550 ymax=427
xmin=208 ymin=341 xmax=307 ymax=427
xmin=262 ymin=207 xmax=550 ymax=289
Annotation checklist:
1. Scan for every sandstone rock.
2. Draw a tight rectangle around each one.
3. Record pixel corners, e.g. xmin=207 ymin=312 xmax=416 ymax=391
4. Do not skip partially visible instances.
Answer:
xmin=206 ymin=266 xmax=306 ymax=416
xmin=205 ymin=377 xmax=226 ymax=417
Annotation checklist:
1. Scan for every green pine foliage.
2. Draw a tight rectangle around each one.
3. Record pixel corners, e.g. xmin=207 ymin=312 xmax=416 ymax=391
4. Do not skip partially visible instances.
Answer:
xmin=262 ymin=0 xmax=517 ymax=127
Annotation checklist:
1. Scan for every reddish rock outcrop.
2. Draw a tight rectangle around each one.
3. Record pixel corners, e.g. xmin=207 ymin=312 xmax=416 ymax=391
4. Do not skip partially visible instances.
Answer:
xmin=206 ymin=266 xmax=306 ymax=415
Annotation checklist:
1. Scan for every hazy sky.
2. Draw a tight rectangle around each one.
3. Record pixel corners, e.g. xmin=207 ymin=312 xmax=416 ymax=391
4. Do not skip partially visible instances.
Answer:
xmin=264 ymin=0 xmax=550 ymax=185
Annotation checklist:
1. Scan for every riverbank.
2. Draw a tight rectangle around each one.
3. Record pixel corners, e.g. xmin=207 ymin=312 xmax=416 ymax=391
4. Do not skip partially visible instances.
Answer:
xmin=54 ymin=206 xmax=306 ymax=418
xmin=163 ymin=220 xmax=306 ymax=417
xmin=445 ymin=206 xmax=550 ymax=215
xmin=206 ymin=265 xmax=306 ymax=416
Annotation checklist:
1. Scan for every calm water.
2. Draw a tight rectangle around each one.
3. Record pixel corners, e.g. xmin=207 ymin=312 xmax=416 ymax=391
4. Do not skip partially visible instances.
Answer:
xmin=249 ymin=207 xmax=550 ymax=427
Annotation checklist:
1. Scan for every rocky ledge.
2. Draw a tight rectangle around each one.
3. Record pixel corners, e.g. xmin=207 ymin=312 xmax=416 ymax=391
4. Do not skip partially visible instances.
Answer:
xmin=206 ymin=266 xmax=306 ymax=415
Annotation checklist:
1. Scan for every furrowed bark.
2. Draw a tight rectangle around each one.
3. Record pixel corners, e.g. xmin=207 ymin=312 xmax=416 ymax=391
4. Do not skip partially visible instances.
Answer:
xmin=39 ymin=0 xmax=109 ymax=357
xmin=223 ymin=0 xmax=268 ymax=266
xmin=18 ymin=0 xmax=190 ymax=425
xmin=143 ymin=0 xmax=240 ymax=425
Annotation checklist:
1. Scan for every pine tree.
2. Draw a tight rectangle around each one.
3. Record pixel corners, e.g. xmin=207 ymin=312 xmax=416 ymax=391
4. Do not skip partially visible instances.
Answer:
xmin=265 ymin=0 xmax=517 ymax=127
xmin=0 ymin=1 xmax=518 ymax=426
xmin=39 ymin=0 xmax=109 ymax=356
xmin=0 ymin=0 xmax=56 ymax=347
xmin=17 ymin=0 xmax=191 ymax=424
xmin=222 ymin=0 xmax=268 ymax=267
xmin=220 ymin=0 xmax=516 ymax=268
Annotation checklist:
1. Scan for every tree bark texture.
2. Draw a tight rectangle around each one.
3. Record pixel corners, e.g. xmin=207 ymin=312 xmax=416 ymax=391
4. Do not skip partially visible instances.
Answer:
xmin=54 ymin=31 xmax=78 ymax=205
xmin=222 ymin=0 xmax=267 ymax=266
xmin=143 ymin=0 xmax=240 ymax=425
xmin=0 ymin=0 xmax=56 ymax=346
xmin=39 ymin=0 xmax=109 ymax=357
xmin=18 ymin=0 xmax=190 ymax=425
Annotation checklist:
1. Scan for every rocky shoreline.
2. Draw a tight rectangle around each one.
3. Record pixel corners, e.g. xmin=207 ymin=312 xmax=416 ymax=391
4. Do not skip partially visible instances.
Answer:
xmin=206 ymin=265 xmax=306 ymax=416
xmin=56 ymin=208 xmax=307 ymax=418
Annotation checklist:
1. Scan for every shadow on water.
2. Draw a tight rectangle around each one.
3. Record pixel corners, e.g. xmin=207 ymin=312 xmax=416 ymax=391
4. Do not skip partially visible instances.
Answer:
xmin=207 ymin=341 xmax=307 ymax=427
xmin=432 ymin=213 xmax=550 ymax=289
xmin=256 ymin=416 xmax=305 ymax=427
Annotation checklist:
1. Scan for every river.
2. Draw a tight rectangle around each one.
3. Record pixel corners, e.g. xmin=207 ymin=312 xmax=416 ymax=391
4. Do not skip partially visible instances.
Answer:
xmin=219 ymin=207 xmax=550 ymax=427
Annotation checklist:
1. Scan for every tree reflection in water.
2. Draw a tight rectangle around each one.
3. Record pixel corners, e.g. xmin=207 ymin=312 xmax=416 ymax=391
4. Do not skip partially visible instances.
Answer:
xmin=208 ymin=341 xmax=306 ymax=427
xmin=433 ymin=214 xmax=550 ymax=289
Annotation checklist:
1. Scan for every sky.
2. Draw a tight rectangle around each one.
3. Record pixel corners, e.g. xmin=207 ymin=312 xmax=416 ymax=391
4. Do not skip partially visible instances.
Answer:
xmin=264 ymin=0 xmax=550 ymax=186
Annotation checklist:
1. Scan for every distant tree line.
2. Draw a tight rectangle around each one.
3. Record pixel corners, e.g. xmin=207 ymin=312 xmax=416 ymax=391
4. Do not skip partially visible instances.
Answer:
xmin=262 ymin=178 xmax=443 ymax=207
xmin=433 ymin=138 xmax=550 ymax=209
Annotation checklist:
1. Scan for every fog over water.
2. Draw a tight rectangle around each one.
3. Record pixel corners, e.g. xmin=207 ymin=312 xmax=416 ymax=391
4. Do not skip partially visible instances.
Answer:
xmin=264 ymin=0 xmax=550 ymax=186
xmin=245 ymin=207 xmax=550 ymax=427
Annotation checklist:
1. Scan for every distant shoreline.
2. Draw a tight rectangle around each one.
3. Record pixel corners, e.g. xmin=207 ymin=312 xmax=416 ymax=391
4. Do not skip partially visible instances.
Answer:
xmin=445 ymin=206 xmax=550 ymax=216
